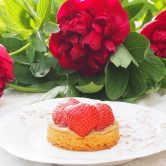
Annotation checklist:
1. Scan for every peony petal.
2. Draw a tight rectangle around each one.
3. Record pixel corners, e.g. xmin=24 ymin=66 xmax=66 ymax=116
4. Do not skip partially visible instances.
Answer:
xmin=49 ymin=32 xmax=61 ymax=58
xmin=82 ymin=31 xmax=102 ymax=50
xmin=105 ymin=40 xmax=116 ymax=52
xmin=57 ymin=0 xmax=87 ymax=23
xmin=69 ymin=34 xmax=79 ymax=44
xmin=0 ymin=79 xmax=6 ymax=97
xmin=156 ymin=50 xmax=166 ymax=58
xmin=0 ymin=45 xmax=13 ymax=62
xmin=59 ymin=53 xmax=84 ymax=71
xmin=79 ymin=49 xmax=109 ymax=76
xmin=92 ymin=22 xmax=103 ymax=34
xmin=107 ymin=14 xmax=130 ymax=45
xmin=70 ymin=44 xmax=85 ymax=60
xmin=0 ymin=45 xmax=14 ymax=79
xmin=163 ymin=50 xmax=166 ymax=57
xmin=151 ymin=31 xmax=166 ymax=42
xmin=150 ymin=43 xmax=158 ymax=52
xmin=140 ymin=21 xmax=166 ymax=40
xmin=86 ymin=0 xmax=126 ymax=16
xmin=87 ymin=0 xmax=130 ymax=44
xmin=155 ymin=10 xmax=166 ymax=21
xmin=0 ymin=45 xmax=14 ymax=96
xmin=158 ymin=43 xmax=166 ymax=49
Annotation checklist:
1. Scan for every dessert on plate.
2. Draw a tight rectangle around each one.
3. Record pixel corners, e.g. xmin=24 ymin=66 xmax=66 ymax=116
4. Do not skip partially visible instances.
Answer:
xmin=47 ymin=98 xmax=120 ymax=151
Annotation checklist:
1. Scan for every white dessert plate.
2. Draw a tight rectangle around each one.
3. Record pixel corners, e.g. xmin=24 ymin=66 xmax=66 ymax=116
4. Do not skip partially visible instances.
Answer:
xmin=0 ymin=98 xmax=166 ymax=166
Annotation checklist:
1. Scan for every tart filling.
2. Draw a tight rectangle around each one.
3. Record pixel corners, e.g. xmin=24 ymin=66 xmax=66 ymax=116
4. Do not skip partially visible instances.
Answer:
xmin=49 ymin=120 xmax=119 ymax=137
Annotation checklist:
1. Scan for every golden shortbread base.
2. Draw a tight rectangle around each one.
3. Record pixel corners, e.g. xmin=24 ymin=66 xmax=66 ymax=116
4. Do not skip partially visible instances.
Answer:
xmin=47 ymin=121 xmax=120 ymax=151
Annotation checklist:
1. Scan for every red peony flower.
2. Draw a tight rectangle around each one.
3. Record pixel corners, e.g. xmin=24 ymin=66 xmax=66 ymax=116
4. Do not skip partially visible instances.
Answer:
xmin=49 ymin=0 xmax=130 ymax=76
xmin=141 ymin=10 xmax=166 ymax=58
xmin=0 ymin=45 xmax=14 ymax=97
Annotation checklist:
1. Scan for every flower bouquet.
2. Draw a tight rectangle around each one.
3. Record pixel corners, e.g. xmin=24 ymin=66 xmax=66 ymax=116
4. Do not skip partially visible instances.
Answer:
xmin=0 ymin=0 xmax=166 ymax=102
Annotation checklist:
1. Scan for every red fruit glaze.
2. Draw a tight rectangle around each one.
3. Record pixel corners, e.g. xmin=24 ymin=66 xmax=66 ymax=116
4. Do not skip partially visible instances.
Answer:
xmin=95 ymin=103 xmax=114 ymax=131
xmin=52 ymin=98 xmax=79 ymax=127
xmin=67 ymin=103 xmax=97 ymax=137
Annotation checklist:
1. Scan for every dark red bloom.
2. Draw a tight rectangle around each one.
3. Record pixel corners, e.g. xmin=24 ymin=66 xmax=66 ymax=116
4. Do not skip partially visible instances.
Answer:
xmin=49 ymin=0 xmax=130 ymax=76
xmin=0 ymin=45 xmax=14 ymax=97
xmin=141 ymin=10 xmax=166 ymax=58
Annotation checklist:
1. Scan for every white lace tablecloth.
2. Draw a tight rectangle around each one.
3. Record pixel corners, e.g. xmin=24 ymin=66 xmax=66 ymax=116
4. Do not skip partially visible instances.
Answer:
xmin=0 ymin=89 xmax=166 ymax=166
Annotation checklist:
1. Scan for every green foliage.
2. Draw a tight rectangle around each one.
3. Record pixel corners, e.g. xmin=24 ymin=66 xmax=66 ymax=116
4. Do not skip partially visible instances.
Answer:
xmin=110 ymin=45 xmax=137 ymax=68
xmin=26 ymin=44 xmax=35 ymax=63
xmin=122 ymin=0 xmax=165 ymax=30
xmin=105 ymin=32 xmax=165 ymax=101
xmin=124 ymin=55 xmax=165 ymax=100
xmin=0 ymin=0 xmax=166 ymax=102
xmin=37 ymin=0 xmax=52 ymax=26
xmin=110 ymin=32 xmax=149 ymax=69
xmin=76 ymin=82 xmax=104 ymax=94
xmin=123 ymin=32 xmax=150 ymax=63
xmin=125 ymin=3 xmax=145 ymax=20
xmin=105 ymin=63 xmax=129 ymax=100
xmin=9 ymin=81 xmax=58 ymax=93
xmin=14 ymin=63 xmax=44 ymax=84
xmin=142 ymin=9 xmax=153 ymax=26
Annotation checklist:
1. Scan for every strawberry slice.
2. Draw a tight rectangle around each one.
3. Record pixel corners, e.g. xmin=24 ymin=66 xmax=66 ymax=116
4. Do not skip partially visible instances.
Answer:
xmin=67 ymin=103 xmax=97 ymax=137
xmin=95 ymin=103 xmax=114 ymax=131
xmin=52 ymin=98 xmax=79 ymax=127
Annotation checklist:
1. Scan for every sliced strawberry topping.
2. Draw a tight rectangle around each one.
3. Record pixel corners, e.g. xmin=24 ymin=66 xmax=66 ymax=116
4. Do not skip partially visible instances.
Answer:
xmin=95 ymin=103 xmax=114 ymax=131
xmin=52 ymin=98 xmax=79 ymax=127
xmin=52 ymin=99 xmax=115 ymax=136
xmin=67 ymin=104 xmax=97 ymax=137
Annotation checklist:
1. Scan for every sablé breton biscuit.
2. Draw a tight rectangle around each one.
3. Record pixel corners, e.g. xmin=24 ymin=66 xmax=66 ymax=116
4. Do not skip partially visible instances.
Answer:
xmin=47 ymin=121 xmax=119 ymax=151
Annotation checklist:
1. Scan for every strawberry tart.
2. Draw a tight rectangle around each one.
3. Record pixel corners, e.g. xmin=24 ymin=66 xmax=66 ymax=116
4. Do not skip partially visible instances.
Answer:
xmin=47 ymin=98 xmax=120 ymax=151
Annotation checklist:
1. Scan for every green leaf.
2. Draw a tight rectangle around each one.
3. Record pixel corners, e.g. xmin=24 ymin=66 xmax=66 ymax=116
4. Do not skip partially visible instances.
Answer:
xmin=41 ymin=84 xmax=79 ymax=100
xmin=125 ymin=55 xmax=165 ymax=99
xmin=110 ymin=45 xmax=139 ymax=68
xmin=161 ymin=74 xmax=166 ymax=89
xmin=47 ymin=57 xmax=74 ymax=75
xmin=13 ymin=53 xmax=30 ymax=65
xmin=30 ymin=63 xmax=50 ymax=78
xmin=20 ymin=0 xmax=38 ymax=19
xmin=124 ymin=32 xmax=150 ymax=63
xmin=4 ymin=0 xmax=33 ymax=31
xmin=76 ymin=74 xmax=104 ymax=86
xmin=0 ymin=19 xmax=6 ymax=33
xmin=130 ymin=20 xmax=136 ymax=32
xmin=142 ymin=9 xmax=153 ymax=26
xmin=8 ymin=81 xmax=58 ymax=93
xmin=30 ymin=55 xmax=50 ymax=78
xmin=160 ymin=58 xmax=166 ymax=88
xmin=26 ymin=44 xmax=35 ymax=63
xmin=37 ymin=0 xmax=52 ymax=23
xmin=52 ymin=0 xmax=65 ymax=13
xmin=105 ymin=63 xmax=129 ymax=100
xmin=43 ymin=21 xmax=59 ymax=33
xmin=31 ymin=31 xmax=47 ymax=52
xmin=139 ymin=55 xmax=165 ymax=82
xmin=76 ymin=82 xmax=104 ymax=94
xmin=125 ymin=3 xmax=145 ymax=19
xmin=0 ymin=36 xmax=25 ymax=52
xmin=126 ymin=64 xmax=147 ymax=98
xmin=14 ymin=63 xmax=44 ymax=84
xmin=65 ymin=85 xmax=80 ymax=97
xmin=0 ymin=1 xmax=30 ymax=38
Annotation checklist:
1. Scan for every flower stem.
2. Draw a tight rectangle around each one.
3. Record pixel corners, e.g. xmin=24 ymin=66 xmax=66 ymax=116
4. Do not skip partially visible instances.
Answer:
xmin=10 ymin=43 xmax=31 ymax=56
